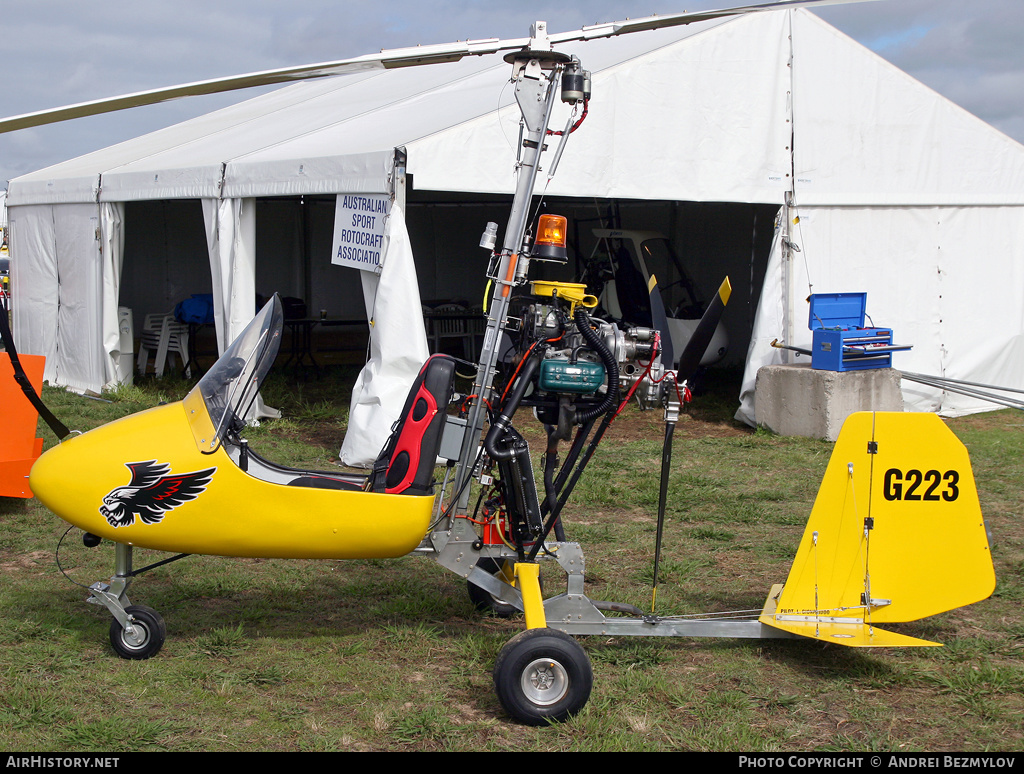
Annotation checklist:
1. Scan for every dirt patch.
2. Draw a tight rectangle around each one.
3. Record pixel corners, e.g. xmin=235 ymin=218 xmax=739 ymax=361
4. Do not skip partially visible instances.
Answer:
xmin=677 ymin=413 xmax=752 ymax=440
xmin=503 ymin=403 xmax=752 ymax=448
xmin=604 ymin=405 xmax=752 ymax=442
xmin=1 ymin=550 xmax=51 ymax=575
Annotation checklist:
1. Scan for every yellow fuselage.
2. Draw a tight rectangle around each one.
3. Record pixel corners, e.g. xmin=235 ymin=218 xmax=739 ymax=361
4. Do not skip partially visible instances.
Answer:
xmin=30 ymin=398 xmax=433 ymax=560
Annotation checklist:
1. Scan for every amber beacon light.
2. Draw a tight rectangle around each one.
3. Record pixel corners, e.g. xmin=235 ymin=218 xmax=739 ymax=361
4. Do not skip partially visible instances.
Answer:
xmin=533 ymin=214 xmax=568 ymax=262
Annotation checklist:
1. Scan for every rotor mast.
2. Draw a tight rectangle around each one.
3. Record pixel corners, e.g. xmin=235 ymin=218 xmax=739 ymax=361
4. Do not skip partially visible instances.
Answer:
xmin=452 ymin=22 xmax=580 ymax=512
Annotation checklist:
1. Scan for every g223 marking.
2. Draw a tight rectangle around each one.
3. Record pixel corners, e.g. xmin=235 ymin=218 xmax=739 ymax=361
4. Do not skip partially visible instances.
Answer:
xmin=882 ymin=468 xmax=960 ymax=502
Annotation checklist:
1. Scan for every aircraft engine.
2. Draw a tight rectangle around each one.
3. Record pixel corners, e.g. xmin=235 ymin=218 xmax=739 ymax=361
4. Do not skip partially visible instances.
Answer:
xmin=513 ymin=295 xmax=673 ymax=435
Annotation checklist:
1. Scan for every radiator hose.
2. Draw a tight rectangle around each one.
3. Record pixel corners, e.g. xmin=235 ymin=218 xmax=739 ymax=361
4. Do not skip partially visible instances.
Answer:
xmin=573 ymin=307 xmax=619 ymax=425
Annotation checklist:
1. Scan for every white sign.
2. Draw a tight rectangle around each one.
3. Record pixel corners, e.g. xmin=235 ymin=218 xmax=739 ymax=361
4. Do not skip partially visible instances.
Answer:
xmin=331 ymin=194 xmax=391 ymax=272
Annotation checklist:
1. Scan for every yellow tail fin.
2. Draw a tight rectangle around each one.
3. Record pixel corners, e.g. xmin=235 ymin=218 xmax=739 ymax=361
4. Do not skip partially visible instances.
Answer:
xmin=760 ymin=412 xmax=995 ymax=647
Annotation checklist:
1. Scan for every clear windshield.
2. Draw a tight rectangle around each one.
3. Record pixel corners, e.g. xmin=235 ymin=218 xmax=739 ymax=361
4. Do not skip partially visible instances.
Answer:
xmin=190 ymin=295 xmax=284 ymax=448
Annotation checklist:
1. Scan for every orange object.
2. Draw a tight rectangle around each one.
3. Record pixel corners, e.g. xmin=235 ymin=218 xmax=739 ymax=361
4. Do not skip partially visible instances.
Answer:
xmin=532 ymin=214 xmax=568 ymax=261
xmin=482 ymin=515 xmax=504 ymax=546
xmin=535 ymin=214 xmax=567 ymax=249
xmin=502 ymin=253 xmax=518 ymax=297
xmin=1 ymin=352 xmax=45 ymax=498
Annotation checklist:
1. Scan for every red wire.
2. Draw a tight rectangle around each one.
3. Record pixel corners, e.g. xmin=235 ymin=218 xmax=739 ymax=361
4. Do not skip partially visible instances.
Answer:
xmin=501 ymin=341 xmax=538 ymax=404
xmin=461 ymin=393 xmax=493 ymax=415
xmin=614 ymin=333 xmax=658 ymax=418
xmin=499 ymin=332 xmax=563 ymax=404
xmin=547 ymin=100 xmax=589 ymax=136
xmin=614 ymin=332 xmax=687 ymax=418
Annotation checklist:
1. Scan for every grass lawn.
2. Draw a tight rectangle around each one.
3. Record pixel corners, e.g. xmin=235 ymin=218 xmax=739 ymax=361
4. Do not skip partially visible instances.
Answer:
xmin=1 ymin=366 xmax=1021 ymax=752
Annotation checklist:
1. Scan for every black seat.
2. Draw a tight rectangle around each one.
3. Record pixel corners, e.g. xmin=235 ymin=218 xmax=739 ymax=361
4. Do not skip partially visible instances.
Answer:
xmin=370 ymin=354 xmax=457 ymax=495
xmin=287 ymin=475 xmax=364 ymax=491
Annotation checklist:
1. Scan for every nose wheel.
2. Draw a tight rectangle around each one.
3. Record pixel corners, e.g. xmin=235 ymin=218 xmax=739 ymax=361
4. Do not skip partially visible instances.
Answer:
xmin=81 ymin=542 xmax=181 ymax=660
xmin=109 ymin=605 xmax=166 ymax=660
xmin=493 ymin=628 xmax=592 ymax=725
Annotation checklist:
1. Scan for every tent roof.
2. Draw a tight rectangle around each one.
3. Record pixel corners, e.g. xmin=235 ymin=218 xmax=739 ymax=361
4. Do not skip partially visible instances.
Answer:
xmin=789 ymin=11 xmax=1024 ymax=206
xmin=9 ymin=10 xmax=1024 ymax=207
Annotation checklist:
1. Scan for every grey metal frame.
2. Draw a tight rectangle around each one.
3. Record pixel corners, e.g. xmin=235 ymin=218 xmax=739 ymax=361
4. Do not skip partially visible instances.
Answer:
xmin=423 ymin=29 xmax=790 ymax=645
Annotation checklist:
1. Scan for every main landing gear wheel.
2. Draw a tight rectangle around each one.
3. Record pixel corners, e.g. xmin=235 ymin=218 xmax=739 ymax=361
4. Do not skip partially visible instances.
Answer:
xmin=109 ymin=605 xmax=166 ymax=660
xmin=493 ymin=628 xmax=593 ymax=725
xmin=467 ymin=558 xmax=519 ymax=618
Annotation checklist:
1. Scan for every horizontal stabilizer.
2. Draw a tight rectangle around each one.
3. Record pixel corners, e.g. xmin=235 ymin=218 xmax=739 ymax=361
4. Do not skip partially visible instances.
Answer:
xmin=759 ymin=585 xmax=940 ymax=647
xmin=760 ymin=412 xmax=995 ymax=645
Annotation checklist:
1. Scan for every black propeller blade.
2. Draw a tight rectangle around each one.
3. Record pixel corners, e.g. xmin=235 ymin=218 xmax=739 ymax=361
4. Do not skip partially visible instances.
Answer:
xmin=647 ymin=274 xmax=675 ymax=372
xmin=674 ymin=277 xmax=732 ymax=382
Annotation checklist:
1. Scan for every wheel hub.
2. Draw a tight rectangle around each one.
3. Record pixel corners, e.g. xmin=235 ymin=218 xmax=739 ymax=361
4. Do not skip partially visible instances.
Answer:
xmin=521 ymin=658 xmax=569 ymax=706
xmin=121 ymin=620 xmax=149 ymax=648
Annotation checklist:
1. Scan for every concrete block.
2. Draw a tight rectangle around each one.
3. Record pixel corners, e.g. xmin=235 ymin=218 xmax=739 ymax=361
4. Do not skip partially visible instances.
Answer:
xmin=755 ymin=364 xmax=903 ymax=441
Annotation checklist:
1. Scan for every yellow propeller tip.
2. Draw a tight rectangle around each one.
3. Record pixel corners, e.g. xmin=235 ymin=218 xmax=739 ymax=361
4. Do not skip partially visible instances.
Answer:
xmin=718 ymin=277 xmax=732 ymax=305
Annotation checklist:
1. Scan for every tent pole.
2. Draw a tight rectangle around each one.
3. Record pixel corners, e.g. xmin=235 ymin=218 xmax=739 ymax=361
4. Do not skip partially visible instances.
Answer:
xmin=782 ymin=10 xmax=798 ymax=365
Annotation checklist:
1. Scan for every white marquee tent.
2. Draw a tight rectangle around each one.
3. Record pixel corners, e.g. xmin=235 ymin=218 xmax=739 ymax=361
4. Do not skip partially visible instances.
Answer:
xmin=7 ymin=8 xmax=1024 ymax=463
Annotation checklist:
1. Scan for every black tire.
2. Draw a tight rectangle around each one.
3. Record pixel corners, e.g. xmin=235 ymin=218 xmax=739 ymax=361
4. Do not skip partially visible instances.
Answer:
xmin=493 ymin=628 xmax=593 ymax=725
xmin=467 ymin=558 xmax=518 ymax=618
xmin=109 ymin=605 xmax=166 ymax=660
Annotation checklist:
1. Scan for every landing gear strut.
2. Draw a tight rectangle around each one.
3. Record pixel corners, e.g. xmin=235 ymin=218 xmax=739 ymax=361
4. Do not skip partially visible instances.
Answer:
xmin=83 ymin=541 xmax=180 ymax=660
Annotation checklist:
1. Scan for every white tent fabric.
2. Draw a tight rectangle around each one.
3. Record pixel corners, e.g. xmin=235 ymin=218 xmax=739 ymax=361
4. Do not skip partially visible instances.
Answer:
xmin=736 ymin=11 xmax=1024 ymax=423
xmin=341 ymin=204 xmax=430 ymax=466
xmin=789 ymin=12 xmax=1024 ymax=206
xmin=201 ymin=196 xmax=281 ymax=423
xmin=99 ymin=203 xmax=125 ymax=387
xmin=407 ymin=13 xmax=795 ymax=203
xmin=8 ymin=202 xmax=111 ymax=393
xmin=202 ymin=198 xmax=256 ymax=354
xmin=6 ymin=16 xmax=792 ymax=207
xmin=6 ymin=8 xmax=1024 ymax=439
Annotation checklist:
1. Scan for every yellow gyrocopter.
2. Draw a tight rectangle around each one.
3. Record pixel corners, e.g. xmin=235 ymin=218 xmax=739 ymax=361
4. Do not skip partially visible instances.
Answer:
xmin=3 ymin=0 xmax=998 ymax=725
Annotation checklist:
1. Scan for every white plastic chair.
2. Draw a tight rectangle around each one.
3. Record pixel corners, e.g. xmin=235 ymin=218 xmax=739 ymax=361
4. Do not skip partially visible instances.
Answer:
xmin=137 ymin=312 xmax=190 ymax=377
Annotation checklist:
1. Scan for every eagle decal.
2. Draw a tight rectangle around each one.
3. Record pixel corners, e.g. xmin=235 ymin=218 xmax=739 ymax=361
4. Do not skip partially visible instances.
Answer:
xmin=99 ymin=460 xmax=215 ymax=528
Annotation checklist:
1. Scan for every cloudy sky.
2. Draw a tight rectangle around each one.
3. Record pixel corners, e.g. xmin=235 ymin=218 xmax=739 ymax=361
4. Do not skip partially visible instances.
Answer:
xmin=0 ymin=0 xmax=1021 ymax=186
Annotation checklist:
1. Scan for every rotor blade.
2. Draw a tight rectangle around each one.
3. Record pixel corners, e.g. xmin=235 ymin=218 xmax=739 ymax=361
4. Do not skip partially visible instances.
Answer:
xmin=0 ymin=37 xmax=523 ymax=134
xmin=549 ymin=0 xmax=881 ymax=44
xmin=0 ymin=0 xmax=879 ymax=134
xmin=676 ymin=277 xmax=732 ymax=382
xmin=647 ymin=275 xmax=676 ymax=371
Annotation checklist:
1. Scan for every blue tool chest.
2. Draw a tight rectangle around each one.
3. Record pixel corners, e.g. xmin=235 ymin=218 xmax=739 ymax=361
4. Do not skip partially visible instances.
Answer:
xmin=809 ymin=293 xmax=910 ymax=372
